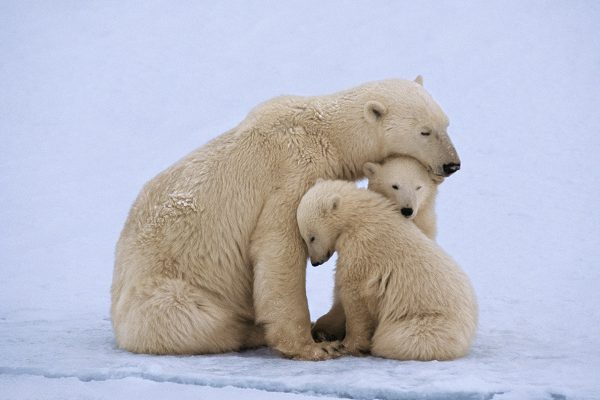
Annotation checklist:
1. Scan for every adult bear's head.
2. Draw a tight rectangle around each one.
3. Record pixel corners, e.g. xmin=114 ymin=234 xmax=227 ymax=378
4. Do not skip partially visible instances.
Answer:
xmin=361 ymin=77 xmax=461 ymax=178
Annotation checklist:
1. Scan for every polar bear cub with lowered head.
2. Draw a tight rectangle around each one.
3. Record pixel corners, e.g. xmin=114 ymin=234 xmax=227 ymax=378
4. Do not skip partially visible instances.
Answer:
xmin=298 ymin=180 xmax=477 ymax=360
xmin=363 ymin=156 xmax=440 ymax=240
xmin=311 ymin=156 xmax=441 ymax=342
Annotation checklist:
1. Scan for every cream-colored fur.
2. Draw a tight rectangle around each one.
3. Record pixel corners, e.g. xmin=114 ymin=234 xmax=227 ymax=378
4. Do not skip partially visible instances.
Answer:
xmin=298 ymin=180 xmax=477 ymax=360
xmin=312 ymin=156 xmax=441 ymax=341
xmin=364 ymin=156 xmax=440 ymax=240
xmin=111 ymin=78 xmax=461 ymax=360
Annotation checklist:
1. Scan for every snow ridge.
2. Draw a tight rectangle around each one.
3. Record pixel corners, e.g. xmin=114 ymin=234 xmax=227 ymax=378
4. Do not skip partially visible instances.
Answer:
xmin=0 ymin=318 xmax=578 ymax=400
xmin=0 ymin=366 xmax=499 ymax=400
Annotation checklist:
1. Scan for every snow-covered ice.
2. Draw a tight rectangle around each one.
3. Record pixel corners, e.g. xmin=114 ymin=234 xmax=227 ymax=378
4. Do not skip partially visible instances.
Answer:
xmin=1 ymin=1 xmax=599 ymax=399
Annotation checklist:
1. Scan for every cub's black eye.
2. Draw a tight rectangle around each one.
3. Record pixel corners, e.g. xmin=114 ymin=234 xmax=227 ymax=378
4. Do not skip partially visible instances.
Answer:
xmin=392 ymin=185 xmax=399 ymax=190
xmin=416 ymin=186 xmax=422 ymax=191
xmin=421 ymin=131 xmax=431 ymax=136
xmin=310 ymin=236 xmax=315 ymax=243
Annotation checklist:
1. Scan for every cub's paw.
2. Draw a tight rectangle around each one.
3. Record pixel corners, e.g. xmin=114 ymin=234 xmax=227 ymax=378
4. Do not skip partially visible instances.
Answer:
xmin=311 ymin=321 xmax=345 ymax=343
xmin=340 ymin=338 xmax=370 ymax=357
xmin=279 ymin=341 xmax=343 ymax=361
xmin=312 ymin=328 xmax=341 ymax=343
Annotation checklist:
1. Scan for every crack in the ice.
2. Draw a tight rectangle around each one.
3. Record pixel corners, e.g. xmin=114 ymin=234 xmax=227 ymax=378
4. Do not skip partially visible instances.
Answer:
xmin=0 ymin=367 xmax=502 ymax=400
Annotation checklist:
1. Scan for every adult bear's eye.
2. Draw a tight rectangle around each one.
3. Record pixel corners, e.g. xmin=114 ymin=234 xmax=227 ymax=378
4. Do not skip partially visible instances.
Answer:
xmin=421 ymin=131 xmax=431 ymax=136
xmin=416 ymin=186 xmax=422 ymax=191
xmin=310 ymin=236 xmax=315 ymax=243
xmin=392 ymin=185 xmax=399 ymax=190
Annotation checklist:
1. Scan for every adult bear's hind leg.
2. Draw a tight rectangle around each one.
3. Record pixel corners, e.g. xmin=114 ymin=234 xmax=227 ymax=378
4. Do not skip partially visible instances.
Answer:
xmin=114 ymin=277 xmax=247 ymax=355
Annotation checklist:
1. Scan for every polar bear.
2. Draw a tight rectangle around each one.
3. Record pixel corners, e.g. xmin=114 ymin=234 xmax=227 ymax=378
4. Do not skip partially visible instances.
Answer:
xmin=297 ymin=180 xmax=477 ymax=360
xmin=111 ymin=77 xmax=461 ymax=360
xmin=312 ymin=156 xmax=441 ymax=342
xmin=363 ymin=156 xmax=440 ymax=240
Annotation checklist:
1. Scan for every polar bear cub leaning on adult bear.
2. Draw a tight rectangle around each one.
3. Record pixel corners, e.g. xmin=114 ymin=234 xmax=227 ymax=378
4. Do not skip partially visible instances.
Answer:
xmin=311 ymin=156 xmax=441 ymax=342
xmin=363 ymin=156 xmax=441 ymax=240
xmin=298 ymin=180 xmax=477 ymax=360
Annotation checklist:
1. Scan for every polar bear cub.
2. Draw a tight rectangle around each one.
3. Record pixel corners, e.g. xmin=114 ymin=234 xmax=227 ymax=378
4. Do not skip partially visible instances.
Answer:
xmin=297 ymin=180 xmax=477 ymax=360
xmin=363 ymin=156 xmax=440 ymax=240
xmin=311 ymin=157 xmax=441 ymax=342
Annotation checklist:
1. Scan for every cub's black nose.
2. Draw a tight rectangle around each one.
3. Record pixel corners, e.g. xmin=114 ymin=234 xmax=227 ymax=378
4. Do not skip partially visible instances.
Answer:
xmin=443 ymin=163 xmax=461 ymax=176
xmin=401 ymin=208 xmax=413 ymax=217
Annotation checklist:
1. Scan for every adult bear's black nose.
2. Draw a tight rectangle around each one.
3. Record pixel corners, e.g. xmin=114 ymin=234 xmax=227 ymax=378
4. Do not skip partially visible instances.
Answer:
xmin=443 ymin=162 xmax=461 ymax=176
xmin=401 ymin=208 xmax=413 ymax=217
xmin=311 ymin=260 xmax=322 ymax=267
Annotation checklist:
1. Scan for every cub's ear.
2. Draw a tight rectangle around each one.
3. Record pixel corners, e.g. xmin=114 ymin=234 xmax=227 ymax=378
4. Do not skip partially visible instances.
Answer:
xmin=320 ymin=194 xmax=340 ymax=216
xmin=329 ymin=195 xmax=340 ymax=213
xmin=364 ymin=101 xmax=387 ymax=123
xmin=363 ymin=162 xmax=379 ymax=179
xmin=414 ymin=75 xmax=424 ymax=86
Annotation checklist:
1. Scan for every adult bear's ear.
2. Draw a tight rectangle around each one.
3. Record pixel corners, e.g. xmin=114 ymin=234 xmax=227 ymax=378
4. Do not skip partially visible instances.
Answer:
xmin=364 ymin=101 xmax=387 ymax=123
xmin=414 ymin=75 xmax=424 ymax=86
xmin=363 ymin=162 xmax=379 ymax=178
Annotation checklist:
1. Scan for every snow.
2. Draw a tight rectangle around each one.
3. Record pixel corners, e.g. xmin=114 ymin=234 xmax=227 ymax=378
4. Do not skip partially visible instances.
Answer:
xmin=0 ymin=375 xmax=341 ymax=400
xmin=1 ymin=1 xmax=600 ymax=399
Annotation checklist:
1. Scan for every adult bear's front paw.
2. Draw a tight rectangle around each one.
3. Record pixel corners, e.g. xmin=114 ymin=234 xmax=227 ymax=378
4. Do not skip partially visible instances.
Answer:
xmin=279 ymin=341 xmax=343 ymax=361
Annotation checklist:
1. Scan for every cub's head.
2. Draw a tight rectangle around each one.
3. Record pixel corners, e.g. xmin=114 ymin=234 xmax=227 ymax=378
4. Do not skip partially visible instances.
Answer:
xmin=362 ymin=76 xmax=460 ymax=178
xmin=363 ymin=156 xmax=438 ymax=220
xmin=297 ymin=180 xmax=346 ymax=267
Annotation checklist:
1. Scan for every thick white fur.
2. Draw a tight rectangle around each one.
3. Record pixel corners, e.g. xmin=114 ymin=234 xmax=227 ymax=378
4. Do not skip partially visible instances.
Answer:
xmin=298 ymin=180 xmax=477 ymax=360
xmin=364 ymin=156 xmax=439 ymax=240
xmin=111 ymin=78 xmax=460 ymax=360
xmin=312 ymin=156 xmax=441 ymax=341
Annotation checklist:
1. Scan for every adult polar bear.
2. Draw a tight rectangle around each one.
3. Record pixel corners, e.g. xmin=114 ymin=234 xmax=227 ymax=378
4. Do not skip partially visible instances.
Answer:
xmin=111 ymin=77 xmax=461 ymax=360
